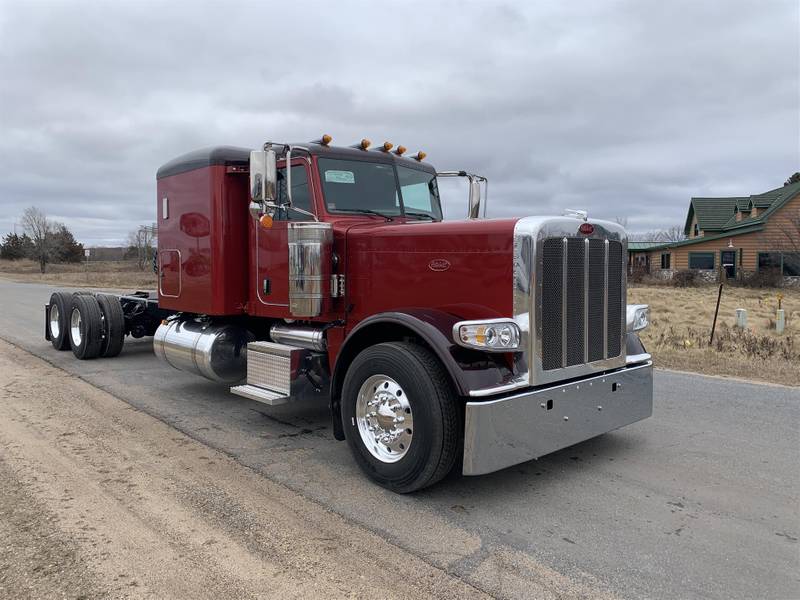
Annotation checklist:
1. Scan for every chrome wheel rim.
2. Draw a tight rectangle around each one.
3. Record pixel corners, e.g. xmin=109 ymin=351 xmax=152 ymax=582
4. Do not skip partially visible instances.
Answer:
xmin=49 ymin=303 xmax=60 ymax=339
xmin=70 ymin=307 xmax=82 ymax=347
xmin=356 ymin=374 xmax=413 ymax=463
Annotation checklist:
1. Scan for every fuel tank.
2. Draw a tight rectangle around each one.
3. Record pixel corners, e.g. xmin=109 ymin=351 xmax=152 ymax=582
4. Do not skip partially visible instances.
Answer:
xmin=153 ymin=319 xmax=255 ymax=382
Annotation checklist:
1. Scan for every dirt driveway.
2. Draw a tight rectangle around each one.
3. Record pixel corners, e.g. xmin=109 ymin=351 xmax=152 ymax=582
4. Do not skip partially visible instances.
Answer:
xmin=0 ymin=338 xmax=489 ymax=600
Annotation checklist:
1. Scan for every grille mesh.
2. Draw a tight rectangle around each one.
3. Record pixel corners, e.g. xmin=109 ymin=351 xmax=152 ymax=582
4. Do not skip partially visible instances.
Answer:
xmin=541 ymin=238 xmax=563 ymax=371
xmin=587 ymin=239 xmax=606 ymax=362
xmin=607 ymin=241 xmax=623 ymax=357
xmin=540 ymin=236 xmax=624 ymax=370
xmin=565 ymin=238 xmax=585 ymax=366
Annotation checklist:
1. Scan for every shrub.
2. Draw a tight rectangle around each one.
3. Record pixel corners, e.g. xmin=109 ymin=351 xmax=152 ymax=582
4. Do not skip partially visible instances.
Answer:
xmin=672 ymin=270 xmax=697 ymax=287
xmin=628 ymin=266 xmax=648 ymax=284
xmin=739 ymin=268 xmax=783 ymax=289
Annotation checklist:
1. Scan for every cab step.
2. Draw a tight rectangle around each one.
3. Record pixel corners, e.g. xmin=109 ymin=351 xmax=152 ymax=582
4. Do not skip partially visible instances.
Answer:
xmin=229 ymin=341 xmax=329 ymax=406
xmin=230 ymin=384 xmax=290 ymax=406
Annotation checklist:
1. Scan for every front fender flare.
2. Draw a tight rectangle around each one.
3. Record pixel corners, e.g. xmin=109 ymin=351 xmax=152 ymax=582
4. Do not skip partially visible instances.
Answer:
xmin=329 ymin=309 xmax=516 ymax=440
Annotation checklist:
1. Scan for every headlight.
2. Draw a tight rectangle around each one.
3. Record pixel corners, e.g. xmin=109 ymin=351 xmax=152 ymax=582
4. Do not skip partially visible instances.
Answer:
xmin=453 ymin=319 xmax=521 ymax=352
xmin=627 ymin=304 xmax=650 ymax=332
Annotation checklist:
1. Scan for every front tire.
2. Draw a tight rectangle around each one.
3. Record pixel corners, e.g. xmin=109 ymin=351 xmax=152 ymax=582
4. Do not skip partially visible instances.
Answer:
xmin=341 ymin=342 xmax=460 ymax=493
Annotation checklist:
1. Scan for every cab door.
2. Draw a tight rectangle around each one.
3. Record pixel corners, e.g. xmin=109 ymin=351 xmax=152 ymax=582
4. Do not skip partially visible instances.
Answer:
xmin=252 ymin=160 xmax=317 ymax=318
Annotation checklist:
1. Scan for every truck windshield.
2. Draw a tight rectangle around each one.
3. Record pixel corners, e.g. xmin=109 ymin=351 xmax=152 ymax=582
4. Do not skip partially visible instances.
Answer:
xmin=318 ymin=158 xmax=442 ymax=220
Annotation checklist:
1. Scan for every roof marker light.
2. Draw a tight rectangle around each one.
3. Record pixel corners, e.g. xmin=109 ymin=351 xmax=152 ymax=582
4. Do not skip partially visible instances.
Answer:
xmin=351 ymin=138 xmax=371 ymax=150
xmin=311 ymin=134 xmax=332 ymax=146
xmin=412 ymin=151 xmax=427 ymax=161
xmin=374 ymin=141 xmax=393 ymax=152
xmin=394 ymin=145 xmax=407 ymax=156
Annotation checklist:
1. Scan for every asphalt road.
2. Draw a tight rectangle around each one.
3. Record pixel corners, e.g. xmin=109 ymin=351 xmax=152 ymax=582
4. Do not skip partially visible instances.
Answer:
xmin=1 ymin=279 xmax=798 ymax=599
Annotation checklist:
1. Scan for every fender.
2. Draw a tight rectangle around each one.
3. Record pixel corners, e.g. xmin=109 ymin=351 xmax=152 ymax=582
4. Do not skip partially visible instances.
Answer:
xmin=329 ymin=309 xmax=516 ymax=440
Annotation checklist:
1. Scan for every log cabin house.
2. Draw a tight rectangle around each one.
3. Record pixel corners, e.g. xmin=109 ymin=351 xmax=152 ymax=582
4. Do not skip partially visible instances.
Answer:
xmin=628 ymin=180 xmax=800 ymax=285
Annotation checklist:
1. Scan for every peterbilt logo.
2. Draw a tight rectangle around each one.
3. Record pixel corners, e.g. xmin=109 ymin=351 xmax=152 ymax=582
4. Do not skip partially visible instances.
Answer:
xmin=428 ymin=259 xmax=451 ymax=272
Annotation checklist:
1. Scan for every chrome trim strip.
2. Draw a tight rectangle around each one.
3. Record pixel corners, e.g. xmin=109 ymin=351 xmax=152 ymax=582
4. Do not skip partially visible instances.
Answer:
xmin=603 ymin=238 xmax=609 ymax=358
xmin=561 ymin=237 xmax=568 ymax=368
xmin=583 ymin=237 xmax=589 ymax=364
xmin=626 ymin=352 xmax=652 ymax=365
xmin=468 ymin=377 xmax=529 ymax=398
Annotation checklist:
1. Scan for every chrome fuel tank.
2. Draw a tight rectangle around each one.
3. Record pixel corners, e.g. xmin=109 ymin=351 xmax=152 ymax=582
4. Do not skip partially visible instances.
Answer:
xmin=153 ymin=319 xmax=255 ymax=382
xmin=288 ymin=221 xmax=332 ymax=318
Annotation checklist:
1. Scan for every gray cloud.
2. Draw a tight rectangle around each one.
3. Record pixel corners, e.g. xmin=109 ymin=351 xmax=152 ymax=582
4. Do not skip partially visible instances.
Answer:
xmin=1 ymin=0 xmax=797 ymax=244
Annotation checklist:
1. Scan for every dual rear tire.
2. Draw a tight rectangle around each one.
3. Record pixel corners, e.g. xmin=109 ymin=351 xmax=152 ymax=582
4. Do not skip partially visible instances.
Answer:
xmin=47 ymin=292 xmax=125 ymax=359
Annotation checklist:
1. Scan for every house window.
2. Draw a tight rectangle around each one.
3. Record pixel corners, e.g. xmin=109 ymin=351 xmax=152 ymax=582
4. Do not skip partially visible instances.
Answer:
xmin=688 ymin=252 xmax=714 ymax=270
xmin=784 ymin=253 xmax=800 ymax=276
xmin=693 ymin=223 xmax=699 ymax=237
xmin=660 ymin=253 xmax=671 ymax=269
xmin=759 ymin=252 xmax=800 ymax=276
xmin=758 ymin=252 xmax=781 ymax=272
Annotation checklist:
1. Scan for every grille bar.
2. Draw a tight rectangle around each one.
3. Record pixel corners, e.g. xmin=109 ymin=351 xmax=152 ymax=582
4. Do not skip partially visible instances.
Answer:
xmin=541 ymin=236 xmax=624 ymax=371
xmin=561 ymin=238 xmax=568 ymax=368
xmin=604 ymin=239 xmax=609 ymax=357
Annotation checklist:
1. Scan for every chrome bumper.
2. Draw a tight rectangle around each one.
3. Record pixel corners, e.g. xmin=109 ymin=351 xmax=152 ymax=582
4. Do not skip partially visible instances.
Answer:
xmin=462 ymin=361 xmax=653 ymax=475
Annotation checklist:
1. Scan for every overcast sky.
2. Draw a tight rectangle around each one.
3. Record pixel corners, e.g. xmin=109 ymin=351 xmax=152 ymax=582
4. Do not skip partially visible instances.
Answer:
xmin=1 ymin=0 xmax=798 ymax=245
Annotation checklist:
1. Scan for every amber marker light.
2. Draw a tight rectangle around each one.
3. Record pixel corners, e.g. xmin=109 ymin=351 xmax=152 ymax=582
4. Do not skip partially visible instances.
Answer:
xmin=259 ymin=214 xmax=274 ymax=229
xmin=413 ymin=151 xmax=427 ymax=161
xmin=377 ymin=141 xmax=393 ymax=152
xmin=360 ymin=138 xmax=371 ymax=150
xmin=312 ymin=134 xmax=332 ymax=146
xmin=394 ymin=145 xmax=407 ymax=156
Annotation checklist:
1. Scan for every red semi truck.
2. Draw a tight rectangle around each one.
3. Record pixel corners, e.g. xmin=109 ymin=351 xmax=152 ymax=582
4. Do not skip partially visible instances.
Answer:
xmin=44 ymin=136 xmax=653 ymax=492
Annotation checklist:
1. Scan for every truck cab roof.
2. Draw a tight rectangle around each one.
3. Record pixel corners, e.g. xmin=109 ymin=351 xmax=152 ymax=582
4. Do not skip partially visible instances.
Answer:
xmin=157 ymin=143 xmax=436 ymax=180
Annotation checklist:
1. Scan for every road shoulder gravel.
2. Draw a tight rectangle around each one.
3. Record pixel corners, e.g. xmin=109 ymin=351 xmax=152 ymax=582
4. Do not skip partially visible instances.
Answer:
xmin=0 ymin=338 xmax=488 ymax=599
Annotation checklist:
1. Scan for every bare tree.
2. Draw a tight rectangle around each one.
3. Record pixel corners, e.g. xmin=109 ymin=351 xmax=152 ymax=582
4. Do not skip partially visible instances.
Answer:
xmin=21 ymin=206 xmax=53 ymax=273
xmin=628 ymin=225 xmax=685 ymax=243
xmin=656 ymin=225 xmax=686 ymax=242
xmin=126 ymin=225 xmax=156 ymax=271
xmin=614 ymin=216 xmax=629 ymax=228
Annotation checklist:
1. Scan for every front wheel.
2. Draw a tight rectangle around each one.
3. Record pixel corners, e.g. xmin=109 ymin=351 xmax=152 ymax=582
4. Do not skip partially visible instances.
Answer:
xmin=341 ymin=342 xmax=460 ymax=493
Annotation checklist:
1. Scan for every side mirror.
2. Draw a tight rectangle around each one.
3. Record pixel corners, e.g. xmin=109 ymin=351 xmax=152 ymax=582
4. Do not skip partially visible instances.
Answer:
xmin=468 ymin=177 xmax=481 ymax=219
xmin=249 ymin=149 xmax=277 ymax=218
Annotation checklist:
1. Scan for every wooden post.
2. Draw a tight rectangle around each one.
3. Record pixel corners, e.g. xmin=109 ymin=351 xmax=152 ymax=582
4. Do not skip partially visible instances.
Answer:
xmin=709 ymin=283 xmax=723 ymax=345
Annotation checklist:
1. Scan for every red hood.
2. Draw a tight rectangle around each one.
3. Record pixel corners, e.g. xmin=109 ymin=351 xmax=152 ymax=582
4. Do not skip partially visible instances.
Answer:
xmin=340 ymin=218 xmax=519 ymax=327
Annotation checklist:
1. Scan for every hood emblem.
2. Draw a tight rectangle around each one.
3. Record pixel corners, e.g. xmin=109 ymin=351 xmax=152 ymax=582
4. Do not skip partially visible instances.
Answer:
xmin=428 ymin=258 xmax=451 ymax=272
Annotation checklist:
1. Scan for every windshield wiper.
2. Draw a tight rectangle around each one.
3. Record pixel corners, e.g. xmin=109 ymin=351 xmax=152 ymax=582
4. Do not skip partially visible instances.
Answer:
xmin=403 ymin=211 xmax=437 ymax=221
xmin=334 ymin=208 xmax=394 ymax=221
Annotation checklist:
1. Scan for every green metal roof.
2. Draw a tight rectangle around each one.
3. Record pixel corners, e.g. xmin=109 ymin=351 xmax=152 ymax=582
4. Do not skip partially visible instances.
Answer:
xmin=682 ymin=180 xmax=800 ymax=236
xmin=628 ymin=241 xmax=668 ymax=251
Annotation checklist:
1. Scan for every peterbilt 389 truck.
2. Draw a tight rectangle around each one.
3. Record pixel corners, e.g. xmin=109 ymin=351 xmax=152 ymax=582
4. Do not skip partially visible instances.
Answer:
xmin=44 ymin=136 xmax=653 ymax=493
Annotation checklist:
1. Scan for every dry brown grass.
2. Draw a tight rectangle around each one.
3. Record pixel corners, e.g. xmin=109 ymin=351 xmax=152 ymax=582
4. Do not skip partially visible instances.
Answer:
xmin=629 ymin=284 xmax=800 ymax=386
xmin=2 ymin=259 xmax=796 ymax=385
xmin=0 ymin=259 xmax=156 ymax=290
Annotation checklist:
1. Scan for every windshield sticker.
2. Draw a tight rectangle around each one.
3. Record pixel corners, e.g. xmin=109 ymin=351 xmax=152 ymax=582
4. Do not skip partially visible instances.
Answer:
xmin=325 ymin=170 xmax=355 ymax=184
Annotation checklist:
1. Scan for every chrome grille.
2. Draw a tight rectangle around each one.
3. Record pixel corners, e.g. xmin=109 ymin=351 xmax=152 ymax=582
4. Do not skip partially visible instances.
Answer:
xmin=541 ymin=236 xmax=624 ymax=370
xmin=540 ymin=239 xmax=563 ymax=370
